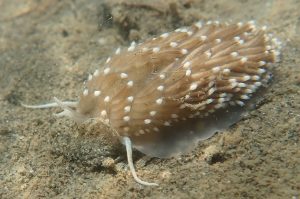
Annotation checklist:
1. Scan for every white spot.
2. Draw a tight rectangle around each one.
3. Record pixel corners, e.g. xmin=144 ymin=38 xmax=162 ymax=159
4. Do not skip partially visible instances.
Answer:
xmin=101 ymin=110 xmax=107 ymax=117
xmin=240 ymin=57 xmax=248 ymax=63
xmin=215 ymin=103 xmax=223 ymax=109
xmin=242 ymin=75 xmax=251 ymax=81
xmin=200 ymin=35 xmax=207 ymax=41
xmin=208 ymin=88 xmax=216 ymax=95
xmin=212 ymin=66 xmax=221 ymax=73
xmin=240 ymin=95 xmax=250 ymax=100
xmin=252 ymin=75 xmax=260 ymax=80
xmin=120 ymin=73 xmax=128 ymax=79
xmin=106 ymin=57 xmax=111 ymax=63
xmin=185 ymin=94 xmax=190 ymax=99
xmin=144 ymin=119 xmax=151 ymax=124
xmin=159 ymin=74 xmax=166 ymax=79
xmin=255 ymin=82 xmax=262 ymax=87
xmin=220 ymin=93 xmax=227 ymax=97
xmin=248 ymin=20 xmax=255 ymax=25
xmin=127 ymin=45 xmax=135 ymax=52
xmin=142 ymin=47 xmax=148 ymax=52
xmin=190 ymin=83 xmax=198 ymax=90
xmin=104 ymin=96 xmax=110 ymax=102
xmin=104 ymin=68 xmax=110 ymax=75
xmin=187 ymin=31 xmax=193 ymax=36
xmin=115 ymin=47 xmax=121 ymax=55
xmin=139 ymin=129 xmax=145 ymax=134
xmin=185 ymin=69 xmax=191 ymax=76
xmin=273 ymin=50 xmax=281 ymax=57
xmin=236 ymin=100 xmax=245 ymax=106
xmin=238 ymin=83 xmax=247 ymax=87
xmin=171 ymin=114 xmax=178 ymax=118
xmin=124 ymin=106 xmax=131 ymax=113
xmin=153 ymin=47 xmax=160 ymax=53
xmin=127 ymin=81 xmax=133 ymax=87
xmin=234 ymin=88 xmax=241 ymax=92
xmin=230 ymin=82 xmax=238 ymax=88
xmin=170 ymin=42 xmax=178 ymax=47
xmin=237 ymin=22 xmax=243 ymax=27
xmin=231 ymin=52 xmax=238 ymax=57
xmin=181 ymin=49 xmax=188 ymax=55
xmin=195 ymin=21 xmax=202 ymax=29
xmin=83 ymin=89 xmax=88 ymax=96
xmin=214 ymin=20 xmax=220 ymax=25
xmin=128 ymin=42 xmax=136 ymax=51
xmin=265 ymin=74 xmax=271 ymax=80
xmin=257 ymin=68 xmax=266 ymax=74
xmin=153 ymin=127 xmax=159 ymax=132
xmin=164 ymin=121 xmax=171 ymax=126
xmin=88 ymin=74 xmax=93 ymax=81
xmin=123 ymin=116 xmax=130 ymax=122
xmin=205 ymin=51 xmax=212 ymax=58
xmin=244 ymin=89 xmax=253 ymax=93
xmin=160 ymin=33 xmax=169 ymax=38
xmin=93 ymin=70 xmax=99 ymax=76
xmin=157 ymin=85 xmax=164 ymax=91
xmin=179 ymin=104 xmax=185 ymax=109
xmin=215 ymin=38 xmax=221 ymax=43
xmin=238 ymin=40 xmax=244 ymax=45
xmin=244 ymin=32 xmax=250 ymax=36
xmin=130 ymin=41 xmax=136 ymax=47
xmin=150 ymin=111 xmax=157 ymax=116
xmin=218 ymin=98 xmax=226 ymax=103
xmin=229 ymin=78 xmax=237 ymax=83
xmin=180 ymin=28 xmax=188 ymax=33
xmin=206 ymin=98 xmax=213 ymax=104
xmin=208 ymin=81 xmax=214 ymax=88
xmin=183 ymin=61 xmax=191 ymax=69
xmin=94 ymin=90 xmax=101 ymax=96
xmin=156 ymin=98 xmax=163 ymax=105
xmin=127 ymin=96 xmax=134 ymax=102
xmin=223 ymin=68 xmax=231 ymax=74
xmin=234 ymin=36 xmax=240 ymax=41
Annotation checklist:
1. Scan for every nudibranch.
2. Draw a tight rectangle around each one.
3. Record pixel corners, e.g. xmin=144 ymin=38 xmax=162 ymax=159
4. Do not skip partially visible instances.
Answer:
xmin=23 ymin=21 xmax=281 ymax=186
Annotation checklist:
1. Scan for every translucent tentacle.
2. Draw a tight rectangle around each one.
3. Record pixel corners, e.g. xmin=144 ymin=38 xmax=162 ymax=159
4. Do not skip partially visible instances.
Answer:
xmin=21 ymin=100 xmax=77 ymax=109
xmin=123 ymin=136 xmax=158 ymax=186
xmin=22 ymin=97 xmax=87 ymax=123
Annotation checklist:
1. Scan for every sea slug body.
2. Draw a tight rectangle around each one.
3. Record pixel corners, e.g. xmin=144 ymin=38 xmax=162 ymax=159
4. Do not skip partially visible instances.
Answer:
xmin=23 ymin=20 xmax=281 ymax=186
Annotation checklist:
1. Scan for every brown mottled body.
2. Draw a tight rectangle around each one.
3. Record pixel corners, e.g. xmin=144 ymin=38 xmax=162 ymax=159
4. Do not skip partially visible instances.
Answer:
xmin=78 ymin=21 xmax=280 ymax=139
xmin=23 ymin=20 xmax=281 ymax=186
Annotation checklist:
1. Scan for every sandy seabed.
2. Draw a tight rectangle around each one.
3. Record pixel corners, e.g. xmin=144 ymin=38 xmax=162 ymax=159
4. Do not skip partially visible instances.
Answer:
xmin=0 ymin=0 xmax=299 ymax=198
